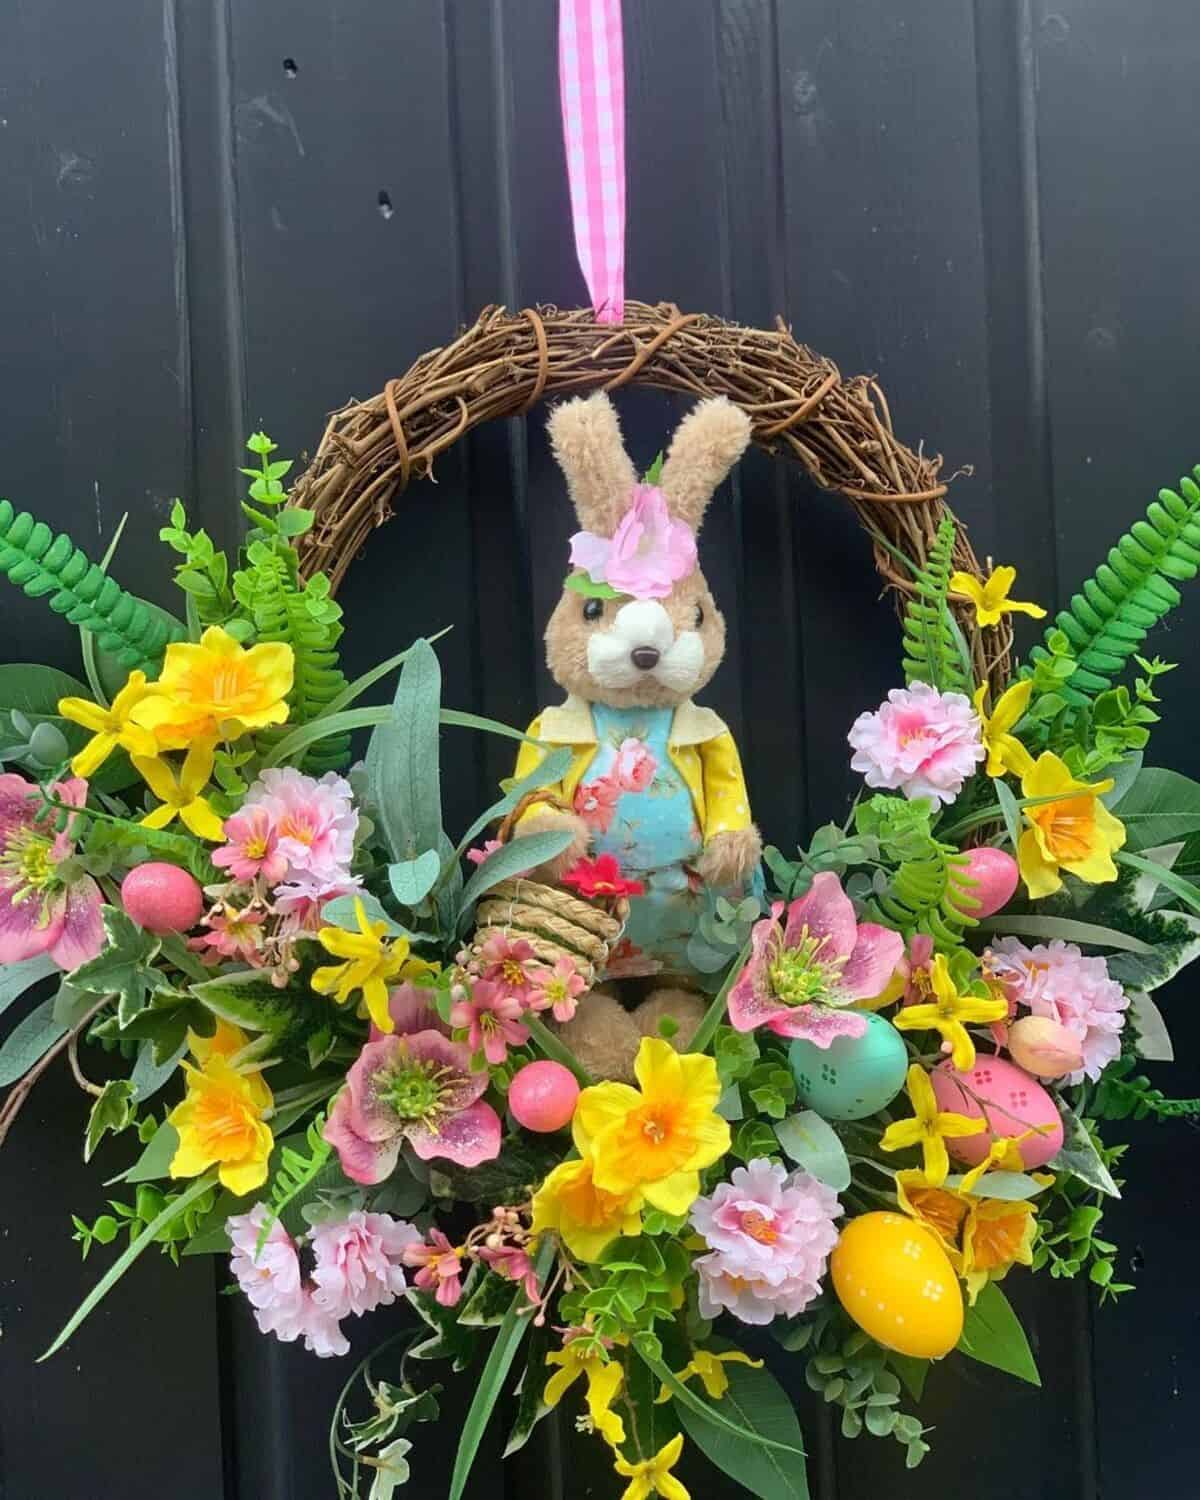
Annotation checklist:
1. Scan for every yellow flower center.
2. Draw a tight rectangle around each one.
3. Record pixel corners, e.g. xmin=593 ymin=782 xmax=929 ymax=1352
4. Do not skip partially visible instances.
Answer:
xmin=1033 ymin=795 xmax=1097 ymax=861
xmin=245 ymin=834 xmax=269 ymax=858
xmin=279 ymin=814 xmax=316 ymax=846
xmin=500 ymin=958 xmax=526 ymax=986
xmin=740 ymin=1209 xmax=779 ymax=1245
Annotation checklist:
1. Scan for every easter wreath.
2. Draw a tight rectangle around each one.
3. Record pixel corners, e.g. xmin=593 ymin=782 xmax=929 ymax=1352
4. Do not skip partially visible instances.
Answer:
xmin=2 ymin=306 xmax=1200 ymax=1500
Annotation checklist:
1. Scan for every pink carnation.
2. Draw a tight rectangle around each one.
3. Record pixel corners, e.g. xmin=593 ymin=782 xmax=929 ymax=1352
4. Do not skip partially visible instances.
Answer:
xmin=243 ymin=768 xmax=358 ymax=886
xmin=227 ymin=1205 xmax=348 ymax=1357
xmin=569 ymin=484 xmax=697 ymax=600
xmin=309 ymin=1210 xmax=420 ymax=1320
xmin=690 ymin=1159 xmax=842 ymax=1325
xmin=990 ymin=937 xmax=1129 ymax=1083
xmin=848 ymin=682 xmax=984 ymax=807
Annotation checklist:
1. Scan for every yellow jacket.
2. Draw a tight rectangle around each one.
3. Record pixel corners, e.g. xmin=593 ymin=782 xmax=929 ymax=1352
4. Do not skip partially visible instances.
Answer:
xmin=513 ymin=696 xmax=752 ymax=841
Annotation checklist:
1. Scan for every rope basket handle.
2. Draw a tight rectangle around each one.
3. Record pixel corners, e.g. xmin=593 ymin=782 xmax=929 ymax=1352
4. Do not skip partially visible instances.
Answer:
xmin=496 ymin=789 xmax=575 ymax=845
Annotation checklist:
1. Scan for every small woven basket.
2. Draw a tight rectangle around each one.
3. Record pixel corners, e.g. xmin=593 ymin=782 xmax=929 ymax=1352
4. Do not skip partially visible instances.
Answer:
xmin=467 ymin=791 xmax=628 ymax=985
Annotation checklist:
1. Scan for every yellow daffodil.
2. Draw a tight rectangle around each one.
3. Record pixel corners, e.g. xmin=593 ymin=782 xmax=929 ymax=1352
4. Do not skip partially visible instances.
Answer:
xmin=961 ymin=1196 xmax=1037 ymax=1304
xmin=972 ymin=678 xmax=1035 ymax=779
xmin=957 ymin=1133 xmax=1030 ymax=1193
xmin=654 ymin=1349 xmax=762 ymax=1404
xmin=892 ymin=954 xmax=1008 ymax=1072
xmin=544 ymin=1337 xmax=626 ymax=1447
xmin=613 ymin=1433 xmax=690 ymax=1500
xmin=531 ymin=1156 xmax=644 ymax=1262
xmin=312 ymin=898 xmax=438 ymax=1033
xmin=879 ymin=1064 xmax=984 ymax=1187
xmin=895 ymin=1168 xmax=969 ymax=1265
xmin=574 ymin=1038 xmax=730 ymax=1217
xmin=1017 ymin=751 xmax=1126 ymax=898
xmin=132 ymin=736 xmax=225 ymax=840
xmin=57 ymin=671 xmax=160 ymax=777
xmin=168 ymin=1023 xmax=274 ymax=1194
xmin=951 ymin=565 xmax=1047 ymax=628
xmin=132 ymin=625 xmax=293 ymax=747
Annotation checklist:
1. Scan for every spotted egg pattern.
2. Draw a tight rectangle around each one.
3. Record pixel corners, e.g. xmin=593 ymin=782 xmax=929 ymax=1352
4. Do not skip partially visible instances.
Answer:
xmin=831 ymin=1211 xmax=963 ymax=1359
xmin=930 ymin=1054 xmax=1064 ymax=1169
xmin=788 ymin=1012 xmax=909 ymax=1121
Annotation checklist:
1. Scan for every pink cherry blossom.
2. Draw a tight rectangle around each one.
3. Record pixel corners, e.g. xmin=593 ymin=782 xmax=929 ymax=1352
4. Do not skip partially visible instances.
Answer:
xmin=613 ymin=737 xmax=657 ymax=792
xmin=727 ymin=873 xmax=903 ymax=1046
xmin=188 ymin=903 xmax=267 ymax=966
xmin=403 ymin=1228 xmax=465 ymax=1307
xmin=848 ymin=682 xmax=985 ymax=807
xmin=212 ymin=804 xmax=289 ymax=885
xmin=324 ymin=1030 xmax=502 ymax=1184
xmin=478 ymin=1242 xmax=541 ymax=1304
xmin=568 ymin=485 xmax=698 ymax=600
xmin=0 ymin=773 xmax=103 ymax=970
xmin=309 ymin=1210 xmax=421 ymax=1320
xmin=990 ymin=937 xmax=1129 ymax=1083
xmin=477 ymin=931 xmax=539 ymax=1003
xmin=527 ymin=956 xmax=588 ymax=1023
xmin=450 ymin=978 xmax=530 ymax=1065
xmin=573 ymin=774 xmax=621 ymax=834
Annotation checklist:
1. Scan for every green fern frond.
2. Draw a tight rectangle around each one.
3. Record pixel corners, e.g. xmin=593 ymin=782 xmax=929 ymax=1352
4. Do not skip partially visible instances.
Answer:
xmin=854 ymin=794 xmax=977 ymax=942
xmin=1025 ymin=469 xmax=1200 ymax=707
xmin=0 ymin=500 xmax=185 ymax=671
xmin=255 ymin=1112 xmax=334 ymax=1254
xmin=901 ymin=517 xmax=969 ymax=693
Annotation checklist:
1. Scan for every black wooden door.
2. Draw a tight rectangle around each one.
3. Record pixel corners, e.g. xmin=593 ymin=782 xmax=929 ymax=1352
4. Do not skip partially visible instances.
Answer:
xmin=2 ymin=3 xmax=1199 ymax=1496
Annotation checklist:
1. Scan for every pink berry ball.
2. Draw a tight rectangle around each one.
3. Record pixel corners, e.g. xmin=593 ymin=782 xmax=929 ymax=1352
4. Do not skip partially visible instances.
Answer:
xmin=960 ymin=847 xmax=1019 ymax=918
xmin=508 ymin=1061 xmax=580 ymax=1133
xmin=121 ymin=862 xmax=205 ymax=934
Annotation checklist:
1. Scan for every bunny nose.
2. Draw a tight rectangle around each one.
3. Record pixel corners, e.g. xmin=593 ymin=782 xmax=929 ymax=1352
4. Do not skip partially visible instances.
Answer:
xmin=631 ymin=646 xmax=660 ymax=670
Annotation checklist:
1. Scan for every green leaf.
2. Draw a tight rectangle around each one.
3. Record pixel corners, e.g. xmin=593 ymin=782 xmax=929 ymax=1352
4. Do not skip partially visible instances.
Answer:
xmin=408 ymin=1287 xmax=481 ymax=1370
xmin=523 ymin=1013 xmax=593 ymax=1086
xmin=976 ymin=914 xmax=1153 ymax=953
xmin=504 ymin=1321 xmax=553 ymax=1457
xmin=1053 ymin=1105 xmax=1121 ymax=1196
xmin=0 ymin=995 xmax=68 ymax=1086
xmin=1110 ymin=767 xmax=1200 ymax=850
xmin=674 ymin=1354 xmax=810 ymax=1499
xmin=459 ymin=1270 xmax=519 ymax=1328
xmin=956 ymin=1282 xmax=1041 ymax=1386
xmin=456 ymin=829 xmax=575 ymax=919
xmin=320 ymin=890 xmax=420 ymax=940
xmin=1116 ymin=849 xmax=1200 ymax=917
xmin=431 ymin=1132 xmax=566 ymax=1204
xmin=191 ymin=968 xmax=301 ymax=1036
xmin=643 ymin=1349 xmax=808 ymax=1462
xmin=774 ymin=1111 xmax=852 ymax=1192
xmin=112 ymin=1120 xmax=180 ymax=1184
xmin=0 ymin=953 xmax=59 ymax=1017
xmin=0 ymin=662 xmax=91 ymax=714
xmin=447 ymin=1240 xmax=555 ymax=1500
xmin=944 ymin=1170 xmax=1049 ymax=1200
xmin=994 ymin=779 xmax=1023 ymax=849
xmin=888 ymin=1353 xmax=928 ymax=1402
xmin=367 ymin=1439 xmax=412 ymax=1500
xmin=452 ymin=744 xmax=575 ymax=861
xmin=387 ymin=850 xmax=442 ymax=908
xmin=563 ymin=569 xmax=623 ymax=600
xmin=68 ymin=906 xmax=160 ymax=1027
xmin=366 ymin=638 xmax=444 ymax=864
xmin=92 ymin=597 xmax=187 ymax=700
xmin=84 ymin=1079 xmax=138 ymax=1162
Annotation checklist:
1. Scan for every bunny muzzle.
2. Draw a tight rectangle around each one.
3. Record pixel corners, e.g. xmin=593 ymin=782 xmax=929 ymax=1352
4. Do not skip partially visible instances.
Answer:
xmin=586 ymin=599 xmax=705 ymax=695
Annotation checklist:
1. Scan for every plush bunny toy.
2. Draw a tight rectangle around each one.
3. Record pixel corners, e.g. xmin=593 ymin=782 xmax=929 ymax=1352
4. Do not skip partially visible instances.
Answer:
xmin=510 ymin=392 xmax=762 ymax=1080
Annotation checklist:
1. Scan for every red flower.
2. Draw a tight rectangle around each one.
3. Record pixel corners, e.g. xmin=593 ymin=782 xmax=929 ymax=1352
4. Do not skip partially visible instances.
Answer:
xmin=560 ymin=853 xmax=645 ymax=900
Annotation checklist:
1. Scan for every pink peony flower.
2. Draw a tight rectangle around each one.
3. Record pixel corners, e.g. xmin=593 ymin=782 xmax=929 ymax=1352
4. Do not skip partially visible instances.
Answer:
xmin=188 ymin=903 xmax=267 ymax=966
xmin=243 ymin=768 xmax=358 ymax=885
xmin=324 ymin=1030 xmax=502 ymax=1184
xmin=527 ymin=955 xmax=588 ymax=1023
xmin=466 ymin=838 xmax=505 ymax=867
xmin=727 ymin=873 xmax=903 ymax=1046
xmin=478 ymin=931 xmax=539 ymax=1004
xmin=309 ymin=1210 xmax=421 ymax=1320
xmin=227 ymin=1204 xmax=349 ymax=1357
xmin=0 ymin=773 xmax=103 ymax=970
xmin=449 ymin=978 xmax=530 ymax=1065
xmin=403 ymin=1228 xmax=465 ymax=1307
xmin=212 ymin=804 xmax=288 ymax=885
xmin=569 ymin=484 xmax=698 ymax=601
xmin=573 ymin=774 xmax=621 ymax=833
xmin=613 ymin=737 xmax=657 ymax=792
xmin=848 ymin=682 xmax=985 ymax=807
xmin=695 ymin=1258 xmax=830 ymax=1324
xmin=990 ymin=937 xmax=1129 ymax=1083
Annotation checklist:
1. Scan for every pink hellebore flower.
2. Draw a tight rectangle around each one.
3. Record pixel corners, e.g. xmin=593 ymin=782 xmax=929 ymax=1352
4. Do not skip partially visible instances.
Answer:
xmin=449 ymin=979 xmax=530 ymax=1066
xmin=370 ymin=980 xmax=450 ymax=1042
xmin=212 ymin=805 xmax=289 ymax=885
xmin=478 ymin=931 xmax=539 ymax=1003
xmin=848 ymin=682 xmax=985 ymax=808
xmin=403 ymin=1228 xmax=465 ymax=1307
xmin=528 ymin=956 xmax=587 ymax=1023
xmin=727 ymin=872 xmax=903 ymax=1047
xmin=324 ymin=1030 xmax=502 ymax=1185
xmin=569 ymin=485 xmax=698 ymax=600
xmin=0 ymin=774 xmax=103 ymax=970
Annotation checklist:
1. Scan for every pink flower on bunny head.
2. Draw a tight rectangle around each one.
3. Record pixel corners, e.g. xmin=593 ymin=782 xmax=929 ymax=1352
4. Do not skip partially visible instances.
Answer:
xmin=613 ymin=738 xmax=657 ymax=792
xmin=569 ymin=485 xmax=697 ymax=600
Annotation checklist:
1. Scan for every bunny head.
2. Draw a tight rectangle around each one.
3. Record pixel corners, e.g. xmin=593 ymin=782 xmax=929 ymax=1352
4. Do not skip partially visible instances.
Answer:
xmin=543 ymin=392 xmax=752 ymax=709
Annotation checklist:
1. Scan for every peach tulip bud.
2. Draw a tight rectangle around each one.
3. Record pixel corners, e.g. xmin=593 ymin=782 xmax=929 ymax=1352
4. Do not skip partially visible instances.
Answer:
xmin=1007 ymin=1015 xmax=1083 ymax=1079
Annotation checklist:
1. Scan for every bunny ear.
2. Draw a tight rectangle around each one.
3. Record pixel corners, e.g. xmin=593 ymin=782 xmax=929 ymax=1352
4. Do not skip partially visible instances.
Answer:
xmin=658 ymin=397 xmax=752 ymax=531
xmin=547 ymin=392 xmax=638 ymax=535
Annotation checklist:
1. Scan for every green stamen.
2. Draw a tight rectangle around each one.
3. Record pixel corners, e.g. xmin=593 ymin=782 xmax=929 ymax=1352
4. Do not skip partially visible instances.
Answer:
xmin=768 ymin=929 xmax=845 ymax=1007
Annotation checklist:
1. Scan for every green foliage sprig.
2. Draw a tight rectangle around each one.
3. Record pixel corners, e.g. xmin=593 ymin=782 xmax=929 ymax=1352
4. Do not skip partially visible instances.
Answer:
xmin=1031 ymin=1139 xmax=1132 ymax=1302
xmin=72 ymin=1181 xmax=217 ymax=1267
xmin=854 ymin=794 xmax=978 ymax=942
xmin=255 ymin=1112 xmax=334 ymax=1253
xmin=1087 ymin=1052 xmax=1200 ymax=1122
xmin=901 ymin=517 xmax=970 ymax=694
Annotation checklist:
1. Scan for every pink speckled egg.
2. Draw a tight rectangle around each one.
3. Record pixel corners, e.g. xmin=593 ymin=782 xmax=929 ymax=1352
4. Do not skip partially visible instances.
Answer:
xmin=121 ymin=862 xmax=204 ymax=934
xmin=959 ymin=847 xmax=1019 ymax=918
xmin=931 ymin=1055 xmax=1063 ymax=1169
xmin=509 ymin=1061 xmax=579 ymax=1133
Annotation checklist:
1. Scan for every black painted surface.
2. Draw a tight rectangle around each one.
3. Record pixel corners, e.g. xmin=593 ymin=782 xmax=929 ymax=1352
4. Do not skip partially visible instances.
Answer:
xmin=2 ymin=2 xmax=1199 ymax=1496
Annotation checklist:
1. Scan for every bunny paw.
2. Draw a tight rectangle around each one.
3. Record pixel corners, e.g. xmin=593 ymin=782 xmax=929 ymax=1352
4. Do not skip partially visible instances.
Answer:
xmin=695 ymin=825 xmax=762 ymax=887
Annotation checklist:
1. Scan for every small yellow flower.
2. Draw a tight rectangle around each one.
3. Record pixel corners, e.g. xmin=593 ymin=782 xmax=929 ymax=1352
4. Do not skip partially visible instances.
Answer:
xmin=895 ymin=1168 xmax=970 ymax=1265
xmin=613 ymin=1433 xmax=690 ymax=1500
xmin=574 ymin=1039 xmax=730 ymax=1217
xmin=132 ymin=736 xmax=225 ymax=840
xmin=58 ymin=671 xmax=160 ymax=778
xmin=880 ymin=1064 xmax=984 ymax=1187
xmin=132 ymin=625 xmax=294 ymax=746
xmin=654 ymin=1349 xmax=762 ymax=1404
xmin=951 ymin=565 xmax=1047 ymax=628
xmin=168 ymin=1022 xmax=274 ymax=1195
xmin=544 ymin=1337 xmax=626 ymax=1447
xmin=972 ymin=679 xmax=1035 ymax=780
xmin=1017 ymin=751 xmax=1126 ymax=899
xmin=312 ymin=898 xmax=437 ymax=1033
xmin=961 ymin=1196 xmax=1037 ymax=1304
xmin=957 ymin=1133 xmax=1030 ymax=1193
xmin=531 ymin=1156 xmax=644 ymax=1263
xmin=892 ymin=954 xmax=1008 ymax=1072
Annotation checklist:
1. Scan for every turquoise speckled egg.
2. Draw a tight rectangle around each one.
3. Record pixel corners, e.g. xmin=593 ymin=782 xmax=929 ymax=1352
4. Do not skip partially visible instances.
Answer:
xmin=789 ymin=1013 xmax=908 ymax=1121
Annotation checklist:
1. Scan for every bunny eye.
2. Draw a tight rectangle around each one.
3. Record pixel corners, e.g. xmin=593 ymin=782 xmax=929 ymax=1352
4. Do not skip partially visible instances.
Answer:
xmin=694 ymin=603 xmax=705 ymax=628
xmin=582 ymin=597 xmax=604 ymax=623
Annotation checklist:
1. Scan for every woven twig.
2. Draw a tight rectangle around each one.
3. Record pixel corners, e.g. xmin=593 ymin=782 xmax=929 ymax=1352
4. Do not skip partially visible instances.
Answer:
xmin=290 ymin=300 xmax=1011 ymax=689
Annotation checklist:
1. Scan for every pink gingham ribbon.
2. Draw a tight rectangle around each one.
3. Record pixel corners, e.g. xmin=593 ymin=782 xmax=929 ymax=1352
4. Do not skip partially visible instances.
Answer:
xmin=559 ymin=0 xmax=626 ymax=323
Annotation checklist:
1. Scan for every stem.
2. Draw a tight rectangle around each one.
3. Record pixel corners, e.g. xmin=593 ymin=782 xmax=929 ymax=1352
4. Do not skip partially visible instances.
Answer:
xmin=0 ymin=996 xmax=111 ymax=1148
xmin=67 ymin=1034 xmax=105 ymax=1097
xmin=690 ymin=937 xmax=752 ymax=1056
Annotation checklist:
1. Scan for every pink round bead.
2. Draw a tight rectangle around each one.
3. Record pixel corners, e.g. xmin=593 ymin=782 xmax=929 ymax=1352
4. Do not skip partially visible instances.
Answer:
xmin=508 ymin=1061 xmax=580 ymax=1133
xmin=960 ymin=847 xmax=1019 ymax=919
xmin=121 ymin=862 xmax=205 ymax=935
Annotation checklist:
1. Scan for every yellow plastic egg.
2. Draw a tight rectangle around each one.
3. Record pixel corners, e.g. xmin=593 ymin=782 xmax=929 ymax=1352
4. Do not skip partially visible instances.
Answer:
xmin=830 ymin=1211 xmax=962 ymax=1359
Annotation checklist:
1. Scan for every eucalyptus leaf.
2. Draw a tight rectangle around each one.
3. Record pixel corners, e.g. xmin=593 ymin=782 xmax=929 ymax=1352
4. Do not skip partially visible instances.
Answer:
xmin=944 ymin=1170 xmax=1049 ymax=1200
xmin=0 ymin=996 xmax=68 ymax=1087
xmin=888 ymin=1352 xmax=928 ymax=1402
xmin=956 ymin=1282 xmax=1041 ymax=1386
xmin=774 ymin=1111 xmax=852 ymax=1192
xmin=387 ymin=850 xmax=442 ymax=908
xmin=0 ymin=953 xmax=59 ymax=1017
xmin=321 ymin=890 xmax=421 ymax=941
xmin=453 ymin=744 xmax=574 ymax=860
xmin=366 ymin=638 xmax=443 ymax=864
xmin=456 ymin=829 xmax=574 ymax=919
xmin=131 ymin=1035 xmax=189 ymax=1100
